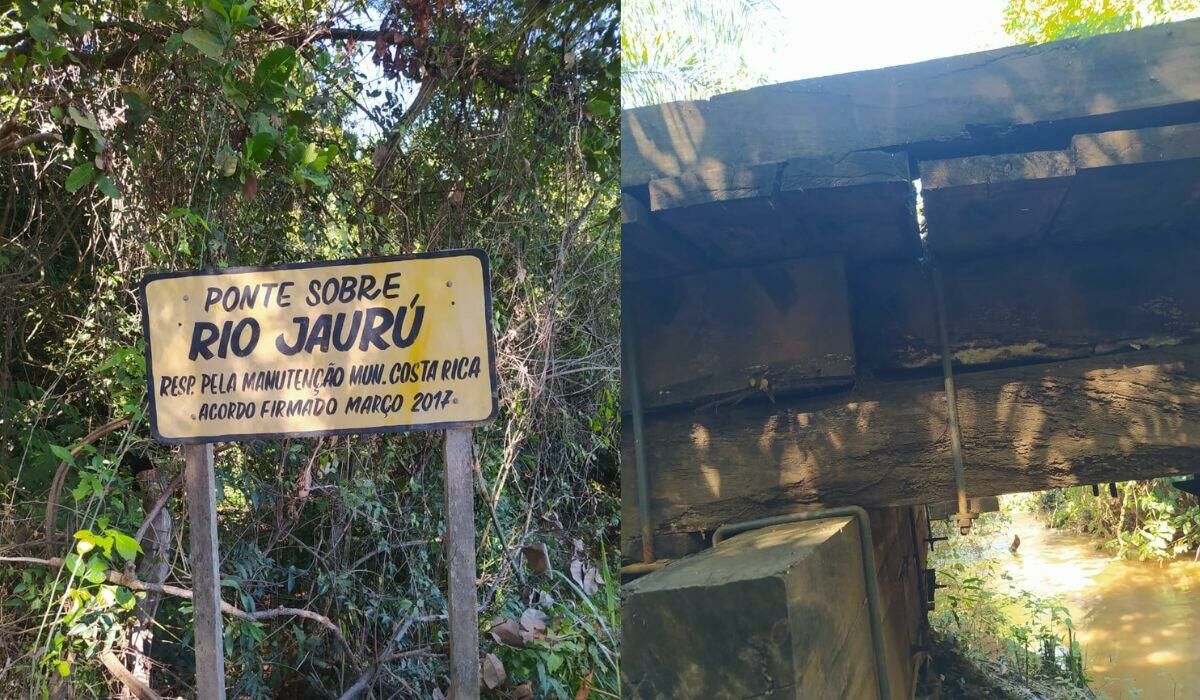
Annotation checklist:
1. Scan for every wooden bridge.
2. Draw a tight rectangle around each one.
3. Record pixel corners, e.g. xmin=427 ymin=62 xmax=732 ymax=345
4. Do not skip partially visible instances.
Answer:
xmin=621 ymin=18 xmax=1200 ymax=699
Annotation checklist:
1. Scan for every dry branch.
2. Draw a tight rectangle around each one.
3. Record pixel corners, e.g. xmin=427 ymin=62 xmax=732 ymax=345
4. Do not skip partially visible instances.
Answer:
xmin=98 ymin=651 xmax=161 ymax=700
xmin=1 ymin=556 xmax=354 ymax=653
xmin=44 ymin=417 xmax=131 ymax=555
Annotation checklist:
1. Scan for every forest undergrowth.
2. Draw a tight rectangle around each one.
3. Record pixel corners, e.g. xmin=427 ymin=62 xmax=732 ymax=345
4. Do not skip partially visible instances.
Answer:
xmin=1 ymin=0 xmax=620 ymax=697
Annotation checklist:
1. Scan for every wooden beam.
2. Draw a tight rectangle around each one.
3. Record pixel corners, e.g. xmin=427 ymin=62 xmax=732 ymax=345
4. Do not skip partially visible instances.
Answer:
xmin=622 ymin=18 xmax=1200 ymax=187
xmin=625 ymin=257 xmax=855 ymax=410
xmin=183 ymin=443 xmax=226 ymax=699
xmin=621 ymin=194 xmax=711 ymax=282
xmin=921 ymin=123 xmax=1200 ymax=255
xmin=622 ymin=344 xmax=1200 ymax=558
xmin=1052 ymin=122 xmax=1200 ymax=243
xmin=853 ymin=235 xmax=1200 ymax=372
xmin=646 ymin=152 xmax=919 ymax=265
xmin=920 ymin=150 xmax=1075 ymax=255
xmin=622 ymin=518 xmax=879 ymax=699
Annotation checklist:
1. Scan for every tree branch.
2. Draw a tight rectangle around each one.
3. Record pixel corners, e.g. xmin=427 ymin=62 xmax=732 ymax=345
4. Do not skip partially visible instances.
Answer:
xmin=44 ymin=417 xmax=131 ymax=556
xmin=98 ymin=651 xmax=161 ymax=700
xmin=2 ymin=556 xmax=359 ymax=652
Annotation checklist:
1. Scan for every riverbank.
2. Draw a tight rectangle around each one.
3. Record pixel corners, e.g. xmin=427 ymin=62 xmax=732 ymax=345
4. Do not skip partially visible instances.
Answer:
xmin=929 ymin=506 xmax=1200 ymax=699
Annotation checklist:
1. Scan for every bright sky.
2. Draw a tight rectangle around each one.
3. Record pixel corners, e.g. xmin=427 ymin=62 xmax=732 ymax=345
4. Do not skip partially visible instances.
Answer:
xmin=747 ymin=0 xmax=1013 ymax=83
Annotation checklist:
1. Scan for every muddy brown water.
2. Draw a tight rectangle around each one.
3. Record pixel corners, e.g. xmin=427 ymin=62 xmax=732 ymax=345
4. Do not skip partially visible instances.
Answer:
xmin=983 ymin=511 xmax=1200 ymax=699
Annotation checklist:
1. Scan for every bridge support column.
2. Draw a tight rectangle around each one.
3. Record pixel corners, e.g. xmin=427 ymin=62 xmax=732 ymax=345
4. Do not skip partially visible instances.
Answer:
xmin=622 ymin=507 xmax=927 ymax=699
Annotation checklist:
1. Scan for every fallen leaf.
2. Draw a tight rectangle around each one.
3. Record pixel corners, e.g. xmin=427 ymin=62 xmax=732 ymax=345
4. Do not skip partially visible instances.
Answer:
xmin=481 ymin=652 xmax=506 ymax=689
xmin=532 ymin=589 xmax=555 ymax=608
xmin=574 ymin=672 xmax=593 ymax=700
xmin=243 ymin=172 xmax=258 ymax=202
xmin=486 ymin=617 xmax=524 ymax=647
xmin=511 ymin=682 xmax=534 ymax=699
xmin=520 ymin=542 xmax=551 ymax=574
xmin=519 ymin=608 xmax=548 ymax=642
xmin=581 ymin=564 xmax=599 ymax=596
xmin=540 ymin=511 xmax=565 ymax=536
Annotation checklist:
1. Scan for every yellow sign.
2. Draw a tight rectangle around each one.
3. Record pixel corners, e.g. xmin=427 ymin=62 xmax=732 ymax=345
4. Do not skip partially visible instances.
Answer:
xmin=140 ymin=250 xmax=497 ymax=443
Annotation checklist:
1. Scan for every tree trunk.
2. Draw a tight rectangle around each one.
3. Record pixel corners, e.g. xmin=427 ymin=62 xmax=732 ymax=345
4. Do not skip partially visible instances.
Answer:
xmin=122 ymin=466 xmax=173 ymax=697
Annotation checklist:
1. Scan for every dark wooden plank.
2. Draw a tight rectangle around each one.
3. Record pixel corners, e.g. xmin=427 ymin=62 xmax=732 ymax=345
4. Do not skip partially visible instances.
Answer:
xmin=621 ymin=194 xmax=711 ymax=283
xmin=921 ymin=123 xmax=1200 ymax=255
xmin=621 ymin=343 xmax=1200 ymax=557
xmin=921 ymin=150 xmax=1075 ymax=255
xmin=1051 ymin=122 xmax=1200 ymax=243
xmin=623 ymin=18 xmax=1200 ymax=187
xmin=854 ymin=235 xmax=1200 ymax=371
xmin=647 ymin=152 xmax=918 ymax=264
xmin=626 ymin=257 xmax=855 ymax=411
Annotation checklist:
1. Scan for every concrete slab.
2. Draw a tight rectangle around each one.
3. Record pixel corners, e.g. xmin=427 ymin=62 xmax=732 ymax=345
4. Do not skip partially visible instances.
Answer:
xmin=622 ymin=517 xmax=878 ymax=699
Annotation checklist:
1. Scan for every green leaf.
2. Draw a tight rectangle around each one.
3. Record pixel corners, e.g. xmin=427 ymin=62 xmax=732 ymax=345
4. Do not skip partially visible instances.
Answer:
xmin=84 ymin=556 xmax=109 ymax=584
xmin=115 ymin=587 xmax=135 ymax=609
xmin=67 ymin=105 xmax=101 ymax=134
xmin=123 ymin=88 xmax=151 ymax=128
xmin=106 ymin=529 xmax=142 ymax=561
xmin=28 ymin=16 xmax=58 ymax=43
xmin=310 ymin=145 xmax=337 ymax=172
xmin=64 ymin=553 xmax=87 ymax=577
xmin=182 ymin=27 xmax=225 ymax=60
xmin=209 ymin=0 xmax=231 ymax=22
xmin=65 ymin=162 xmax=96 ymax=192
xmin=253 ymin=46 xmax=295 ymax=91
xmin=49 ymin=443 xmax=76 ymax=465
xmin=299 ymin=142 xmax=318 ymax=166
xmin=245 ymin=131 xmax=275 ymax=164
xmin=584 ymin=97 xmax=613 ymax=118
xmin=57 ymin=660 xmax=70 ymax=677
xmin=139 ymin=1 xmax=175 ymax=23
xmin=96 ymin=175 xmax=121 ymax=200
xmin=75 ymin=529 xmax=114 ymax=558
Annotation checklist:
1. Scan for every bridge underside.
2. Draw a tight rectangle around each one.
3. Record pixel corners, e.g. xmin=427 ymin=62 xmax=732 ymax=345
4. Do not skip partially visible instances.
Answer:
xmin=621 ymin=19 xmax=1200 ymax=562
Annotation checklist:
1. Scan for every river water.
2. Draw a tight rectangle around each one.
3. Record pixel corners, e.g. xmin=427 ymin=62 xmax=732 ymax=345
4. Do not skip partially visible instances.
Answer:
xmin=977 ymin=511 xmax=1200 ymax=699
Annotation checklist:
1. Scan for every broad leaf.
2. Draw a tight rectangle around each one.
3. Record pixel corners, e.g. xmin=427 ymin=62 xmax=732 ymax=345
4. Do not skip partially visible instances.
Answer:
xmin=182 ymin=27 xmax=225 ymax=60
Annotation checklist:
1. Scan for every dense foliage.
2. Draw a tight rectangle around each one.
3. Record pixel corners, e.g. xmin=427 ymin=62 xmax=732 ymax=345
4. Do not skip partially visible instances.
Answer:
xmin=1003 ymin=0 xmax=1200 ymax=42
xmin=0 ymin=0 xmax=619 ymax=697
xmin=927 ymin=514 xmax=1090 ymax=699
xmin=620 ymin=0 xmax=779 ymax=108
xmin=1031 ymin=479 xmax=1200 ymax=561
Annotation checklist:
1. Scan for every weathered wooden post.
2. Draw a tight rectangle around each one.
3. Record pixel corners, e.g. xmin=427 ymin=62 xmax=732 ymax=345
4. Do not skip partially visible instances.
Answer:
xmin=141 ymin=250 xmax=498 ymax=697
xmin=182 ymin=443 xmax=225 ymax=700
xmin=444 ymin=428 xmax=480 ymax=698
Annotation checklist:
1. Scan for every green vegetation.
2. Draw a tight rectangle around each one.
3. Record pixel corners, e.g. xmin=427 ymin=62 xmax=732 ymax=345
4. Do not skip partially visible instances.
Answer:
xmin=0 ymin=0 xmax=619 ymax=697
xmin=620 ymin=0 xmax=781 ymax=108
xmin=1003 ymin=0 xmax=1200 ymax=43
xmin=927 ymin=513 xmax=1091 ymax=699
xmin=1027 ymin=479 xmax=1200 ymax=561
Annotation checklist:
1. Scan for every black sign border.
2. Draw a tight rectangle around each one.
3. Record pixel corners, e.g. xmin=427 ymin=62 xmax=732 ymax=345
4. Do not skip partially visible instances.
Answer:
xmin=139 ymin=248 xmax=499 ymax=445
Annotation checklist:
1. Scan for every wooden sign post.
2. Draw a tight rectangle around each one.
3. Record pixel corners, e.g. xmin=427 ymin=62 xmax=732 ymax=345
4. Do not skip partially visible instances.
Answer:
xmin=141 ymin=251 xmax=498 ymax=697
xmin=183 ymin=443 xmax=225 ymax=700
xmin=444 ymin=428 xmax=480 ymax=698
